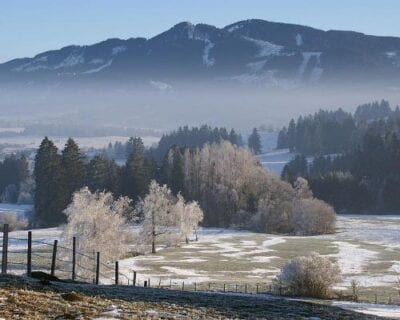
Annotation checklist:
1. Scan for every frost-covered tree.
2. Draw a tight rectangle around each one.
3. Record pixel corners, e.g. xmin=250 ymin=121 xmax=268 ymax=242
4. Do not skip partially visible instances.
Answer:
xmin=274 ymin=252 xmax=341 ymax=298
xmin=62 ymin=187 xmax=131 ymax=277
xmin=135 ymin=180 xmax=177 ymax=253
xmin=174 ymin=194 xmax=203 ymax=243
xmin=292 ymin=177 xmax=336 ymax=235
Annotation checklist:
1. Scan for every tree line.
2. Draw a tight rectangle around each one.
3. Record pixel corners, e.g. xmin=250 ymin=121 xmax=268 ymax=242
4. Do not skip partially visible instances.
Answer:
xmin=281 ymin=100 xmax=400 ymax=213
xmin=0 ymin=155 xmax=30 ymax=204
xmin=277 ymin=100 xmax=399 ymax=156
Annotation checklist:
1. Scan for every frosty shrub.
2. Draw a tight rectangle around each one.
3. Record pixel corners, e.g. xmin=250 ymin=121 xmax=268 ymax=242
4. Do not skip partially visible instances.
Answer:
xmin=257 ymin=177 xmax=336 ymax=235
xmin=274 ymin=252 xmax=341 ymax=298
xmin=62 ymin=187 xmax=131 ymax=278
xmin=0 ymin=212 xmax=28 ymax=232
xmin=292 ymin=177 xmax=336 ymax=235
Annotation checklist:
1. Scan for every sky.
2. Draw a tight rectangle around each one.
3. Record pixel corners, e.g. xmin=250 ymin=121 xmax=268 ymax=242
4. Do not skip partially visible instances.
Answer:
xmin=0 ymin=0 xmax=399 ymax=63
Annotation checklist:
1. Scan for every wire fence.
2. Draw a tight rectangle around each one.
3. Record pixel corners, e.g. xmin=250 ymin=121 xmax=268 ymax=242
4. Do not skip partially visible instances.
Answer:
xmin=1 ymin=223 xmax=399 ymax=305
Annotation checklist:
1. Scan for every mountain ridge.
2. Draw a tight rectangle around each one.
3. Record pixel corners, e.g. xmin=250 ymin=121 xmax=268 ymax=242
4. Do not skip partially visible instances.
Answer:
xmin=1 ymin=19 xmax=400 ymax=88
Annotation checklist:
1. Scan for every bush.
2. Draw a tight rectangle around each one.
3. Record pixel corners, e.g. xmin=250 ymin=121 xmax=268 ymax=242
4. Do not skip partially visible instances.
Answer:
xmin=274 ymin=252 xmax=341 ymax=298
xmin=0 ymin=212 xmax=28 ymax=232
xmin=293 ymin=198 xmax=336 ymax=235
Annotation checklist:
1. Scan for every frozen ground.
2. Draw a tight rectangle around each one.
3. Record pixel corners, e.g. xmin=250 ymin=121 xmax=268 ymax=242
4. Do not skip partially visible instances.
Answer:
xmin=0 ymin=203 xmax=33 ymax=218
xmin=0 ymin=135 xmax=160 ymax=153
xmin=3 ymin=215 xmax=400 ymax=306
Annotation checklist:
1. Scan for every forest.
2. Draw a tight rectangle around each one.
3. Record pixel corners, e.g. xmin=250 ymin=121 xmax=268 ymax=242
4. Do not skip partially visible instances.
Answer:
xmin=0 ymin=123 xmax=334 ymax=239
xmin=280 ymin=100 xmax=400 ymax=212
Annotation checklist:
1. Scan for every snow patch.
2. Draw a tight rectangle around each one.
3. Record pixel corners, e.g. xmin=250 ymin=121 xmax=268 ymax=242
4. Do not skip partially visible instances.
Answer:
xmin=298 ymin=52 xmax=323 ymax=81
xmin=386 ymin=51 xmax=397 ymax=58
xmin=83 ymin=60 xmax=113 ymax=74
xmin=112 ymin=46 xmax=126 ymax=55
xmin=295 ymin=34 xmax=303 ymax=46
xmin=331 ymin=241 xmax=378 ymax=275
xmin=226 ymin=23 xmax=244 ymax=32
xmin=54 ymin=54 xmax=85 ymax=69
xmin=244 ymin=37 xmax=283 ymax=57
xmin=333 ymin=301 xmax=400 ymax=319
xmin=203 ymin=40 xmax=215 ymax=67
xmin=149 ymin=80 xmax=172 ymax=91
xmin=247 ymin=60 xmax=268 ymax=72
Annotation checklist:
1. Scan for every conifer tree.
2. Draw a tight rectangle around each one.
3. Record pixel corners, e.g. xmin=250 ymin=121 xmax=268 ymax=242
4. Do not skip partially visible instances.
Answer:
xmin=60 ymin=138 xmax=87 ymax=210
xmin=122 ymin=137 xmax=153 ymax=200
xmin=34 ymin=137 xmax=64 ymax=226
xmin=248 ymin=128 xmax=262 ymax=154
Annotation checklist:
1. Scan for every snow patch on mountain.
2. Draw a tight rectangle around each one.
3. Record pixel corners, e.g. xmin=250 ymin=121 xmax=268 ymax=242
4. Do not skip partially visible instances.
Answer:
xmin=112 ymin=46 xmax=126 ymax=55
xmin=386 ymin=51 xmax=397 ymax=58
xmin=298 ymin=52 xmax=323 ymax=81
xmin=54 ymin=54 xmax=85 ymax=69
xmin=244 ymin=37 xmax=283 ymax=58
xmin=295 ymin=34 xmax=303 ymax=46
xmin=247 ymin=60 xmax=268 ymax=72
xmin=226 ymin=22 xmax=245 ymax=32
xmin=203 ymin=40 xmax=215 ymax=67
xmin=83 ymin=60 xmax=113 ymax=74
xmin=149 ymin=80 xmax=172 ymax=91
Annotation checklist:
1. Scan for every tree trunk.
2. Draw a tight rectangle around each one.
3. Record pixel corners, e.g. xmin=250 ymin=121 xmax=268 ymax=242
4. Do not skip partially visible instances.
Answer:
xmin=151 ymin=211 xmax=156 ymax=253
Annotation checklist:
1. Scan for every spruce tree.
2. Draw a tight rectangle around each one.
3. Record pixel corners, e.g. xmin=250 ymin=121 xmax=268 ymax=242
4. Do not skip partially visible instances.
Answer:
xmin=248 ymin=128 xmax=262 ymax=154
xmin=34 ymin=137 xmax=64 ymax=227
xmin=87 ymin=155 xmax=121 ymax=196
xmin=122 ymin=137 xmax=153 ymax=200
xmin=61 ymin=138 xmax=87 ymax=210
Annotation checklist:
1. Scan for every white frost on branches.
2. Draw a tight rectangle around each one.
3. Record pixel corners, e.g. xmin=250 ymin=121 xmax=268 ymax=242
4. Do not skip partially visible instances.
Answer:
xmin=134 ymin=181 xmax=204 ymax=253
xmin=62 ymin=187 xmax=131 ymax=277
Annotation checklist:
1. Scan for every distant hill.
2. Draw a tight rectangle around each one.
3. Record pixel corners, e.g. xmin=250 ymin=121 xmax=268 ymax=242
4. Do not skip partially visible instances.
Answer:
xmin=2 ymin=19 xmax=400 ymax=88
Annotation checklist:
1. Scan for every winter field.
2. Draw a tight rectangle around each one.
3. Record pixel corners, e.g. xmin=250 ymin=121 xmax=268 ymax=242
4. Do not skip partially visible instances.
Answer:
xmin=3 ymin=215 xmax=400 ymax=299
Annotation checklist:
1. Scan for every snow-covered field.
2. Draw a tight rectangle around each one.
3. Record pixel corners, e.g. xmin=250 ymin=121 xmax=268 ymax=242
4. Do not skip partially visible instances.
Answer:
xmin=0 ymin=135 xmax=160 ymax=153
xmin=2 ymin=214 xmax=400 ymax=317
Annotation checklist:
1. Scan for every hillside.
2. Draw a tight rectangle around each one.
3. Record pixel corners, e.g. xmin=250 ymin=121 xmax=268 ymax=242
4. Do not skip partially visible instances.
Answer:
xmin=1 ymin=19 xmax=400 ymax=88
xmin=0 ymin=275 xmax=391 ymax=319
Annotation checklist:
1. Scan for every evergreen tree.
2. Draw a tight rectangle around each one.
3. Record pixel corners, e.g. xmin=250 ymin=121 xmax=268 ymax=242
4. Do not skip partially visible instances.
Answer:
xmin=61 ymin=138 xmax=87 ymax=210
xmin=87 ymin=155 xmax=121 ymax=196
xmin=122 ymin=137 xmax=154 ymax=200
xmin=34 ymin=137 xmax=64 ymax=226
xmin=248 ymin=128 xmax=262 ymax=154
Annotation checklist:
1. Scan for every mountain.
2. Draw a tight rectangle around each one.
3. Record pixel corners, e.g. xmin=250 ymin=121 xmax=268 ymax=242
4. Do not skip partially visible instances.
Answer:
xmin=2 ymin=19 xmax=400 ymax=88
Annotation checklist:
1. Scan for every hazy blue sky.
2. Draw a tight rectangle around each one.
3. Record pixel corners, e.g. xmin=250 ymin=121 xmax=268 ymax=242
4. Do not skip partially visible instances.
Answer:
xmin=1 ymin=0 xmax=398 ymax=62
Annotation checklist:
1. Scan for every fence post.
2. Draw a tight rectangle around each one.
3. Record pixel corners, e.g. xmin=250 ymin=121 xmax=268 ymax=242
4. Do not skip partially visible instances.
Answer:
xmin=245 ymin=283 xmax=248 ymax=294
xmin=115 ymin=261 xmax=119 ymax=285
xmin=1 ymin=224 xmax=9 ymax=274
xmin=223 ymin=283 xmax=226 ymax=292
xmin=144 ymin=280 xmax=147 ymax=288
xmin=182 ymin=281 xmax=185 ymax=291
xmin=27 ymin=230 xmax=32 ymax=277
xmin=72 ymin=237 xmax=76 ymax=281
xmin=235 ymin=284 xmax=238 ymax=293
xmin=95 ymin=252 xmax=100 ymax=285
xmin=133 ymin=271 xmax=136 ymax=287
xmin=148 ymin=278 xmax=151 ymax=288
xmin=194 ymin=282 xmax=197 ymax=291
xmin=256 ymin=284 xmax=259 ymax=294
xmin=50 ymin=240 xmax=58 ymax=277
